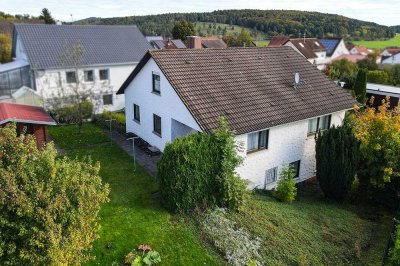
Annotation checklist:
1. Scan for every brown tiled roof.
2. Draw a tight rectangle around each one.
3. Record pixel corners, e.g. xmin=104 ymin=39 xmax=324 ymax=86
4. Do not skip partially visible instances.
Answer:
xmin=118 ymin=47 xmax=355 ymax=134
xmin=289 ymin=38 xmax=326 ymax=59
xmin=268 ymin=36 xmax=290 ymax=47
xmin=202 ymin=39 xmax=227 ymax=48
xmin=353 ymin=45 xmax=370 ymax=54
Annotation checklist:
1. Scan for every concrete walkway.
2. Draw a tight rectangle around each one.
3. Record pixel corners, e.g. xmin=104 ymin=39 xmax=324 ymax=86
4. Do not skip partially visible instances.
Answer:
xmin=110 ymin=130 xmax=160 ymax=177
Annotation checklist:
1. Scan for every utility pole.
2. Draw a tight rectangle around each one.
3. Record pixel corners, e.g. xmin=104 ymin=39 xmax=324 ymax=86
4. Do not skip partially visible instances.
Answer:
xmin=105 ymin=118 xmax=116 ymax=145
xmin=127 ymin=137 xmax=139 ymax=171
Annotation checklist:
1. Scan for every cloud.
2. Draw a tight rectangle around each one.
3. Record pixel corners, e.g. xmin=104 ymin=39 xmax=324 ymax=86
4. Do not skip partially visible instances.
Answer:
xmin=0 ymin=0 xmax=398 ymax=26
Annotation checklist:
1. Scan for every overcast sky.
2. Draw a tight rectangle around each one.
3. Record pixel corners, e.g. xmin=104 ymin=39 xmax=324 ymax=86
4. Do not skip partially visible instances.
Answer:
xmin=0 ymin=0 xmax=398 ymax=26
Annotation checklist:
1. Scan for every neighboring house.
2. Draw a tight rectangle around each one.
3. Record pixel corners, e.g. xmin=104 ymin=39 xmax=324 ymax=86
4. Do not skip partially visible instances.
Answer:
xmin=117 ymin=47 xmax=355 ymax=189
xmin=333 ymin=54 xmax=367 ymax=63
xmin=0 ymin=102 xmax=56 ymax=147
xmin=319 ymin=38 xmax=350 ymax=59
xmin=186 ymin=36 xmax=227 ymax=49
xmin=381 ymin=51 xmax=400 ymax=65
xmin=367 ymin=82 xmax=400 ymax=108
xmin=5 ymin=24 xmax=151 ymax=112
xmin=150 ymin=38 xmax=186 ymax=49
xmin=268 ymin=37 xmax=329 ymax=70
xmin=349 ymin=45 xmax=370 ymax=55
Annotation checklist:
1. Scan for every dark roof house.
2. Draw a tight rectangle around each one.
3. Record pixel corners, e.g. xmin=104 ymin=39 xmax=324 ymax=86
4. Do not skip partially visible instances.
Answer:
xmin=187 ymin=36 xmax=227 ymax=49
xmin=118 ymin=47 xmax=355 ymax=134
xmin=12 ymin=24 xmax=152 ymax=69
xmin=150 ymin=39 xmax=186 ymax=49
xmin=319 ymin=38 xmax=342 ymax=57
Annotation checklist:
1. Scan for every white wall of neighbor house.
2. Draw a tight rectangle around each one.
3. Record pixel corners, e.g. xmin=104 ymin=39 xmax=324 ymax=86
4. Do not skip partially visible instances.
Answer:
xmin=34 ymin=64 xmax=136 ymax=112
xmin=235 ymin=110 xmax=346 ymax=189
xmin=330 ymin=40 xmax=350 ymax=59
xmin=382 ymin=53 xmax=400 ymax=65
xmin=124 ymin=58 xmax=201 ymax=151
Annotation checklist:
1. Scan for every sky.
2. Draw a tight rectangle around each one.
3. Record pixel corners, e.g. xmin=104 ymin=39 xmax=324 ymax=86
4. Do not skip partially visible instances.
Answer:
xmin=0 ymin=0 xmax=399 ymax=26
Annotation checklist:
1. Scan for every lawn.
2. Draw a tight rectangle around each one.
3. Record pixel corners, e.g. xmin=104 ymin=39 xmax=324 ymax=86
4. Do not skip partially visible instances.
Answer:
xmin=49 ymin=124 xmax=392 ymax=265
xmin=49 ymin=124 xmax=221 ymax=265
xmin=354 ymin=33 xmax=400 ymax=49
xmin=229 ymin=184 xmax=392 ymax=265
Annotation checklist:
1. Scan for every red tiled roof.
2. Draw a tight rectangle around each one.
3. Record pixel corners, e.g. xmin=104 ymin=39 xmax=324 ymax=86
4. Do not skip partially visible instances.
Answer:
xmin=353 ymin=45 xmax=370 ymax=54
xmin=333 ymin=54 xmax=366 ymax=63
xmin=0 ymin=103 xmax=56 ymax=125
xmin=268 ymin=36 xmax=290 ymax=47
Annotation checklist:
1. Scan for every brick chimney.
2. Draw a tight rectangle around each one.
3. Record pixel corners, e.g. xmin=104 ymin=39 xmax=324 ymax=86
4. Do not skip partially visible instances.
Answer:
xmin=187 ymin=36 xmax=202 ymax=49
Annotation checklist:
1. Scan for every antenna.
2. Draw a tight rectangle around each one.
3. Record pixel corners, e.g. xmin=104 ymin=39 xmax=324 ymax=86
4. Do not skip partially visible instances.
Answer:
xmin=70 ymin=14 xmax=73 ymax=22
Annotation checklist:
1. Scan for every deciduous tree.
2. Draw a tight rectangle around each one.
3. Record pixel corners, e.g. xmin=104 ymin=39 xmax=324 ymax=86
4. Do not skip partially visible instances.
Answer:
xmin=0 ymin=33 xmax=12 ymax=63
xmin=172 ymin=20 xmax=195 ymax=41
xmin=0 ymin=123 xmax=109 ymax=265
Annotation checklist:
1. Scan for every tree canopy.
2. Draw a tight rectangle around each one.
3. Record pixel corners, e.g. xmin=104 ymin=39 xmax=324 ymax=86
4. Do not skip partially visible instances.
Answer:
xmin=172 ymin=20 xmax=195 ymax=41
xmin=0 ymin=123 xmax=109 ymax=264
xmin=223 ymin=29 xmax=253 ymax=47
xmin=0 ymin=34 xmax=12 ymax=63
xmin=39 ymin=8 xmax=55 ymax=24
xmin=75 ymin=10 xmax=394 ymax=40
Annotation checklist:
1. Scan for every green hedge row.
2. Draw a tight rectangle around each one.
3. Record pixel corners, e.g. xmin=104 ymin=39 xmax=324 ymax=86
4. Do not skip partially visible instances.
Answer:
xmin=158 ymin=118 xmax=247 ymax=212
xmin=93 ymin=111 xmax=126 ymax=135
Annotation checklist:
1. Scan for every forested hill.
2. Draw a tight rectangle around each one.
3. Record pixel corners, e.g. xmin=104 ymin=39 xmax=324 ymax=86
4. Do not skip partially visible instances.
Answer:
xmin=391 ymin=26 xmax=400 ymax=33
xmin=75 ymin=10 xmax=394 ymax=41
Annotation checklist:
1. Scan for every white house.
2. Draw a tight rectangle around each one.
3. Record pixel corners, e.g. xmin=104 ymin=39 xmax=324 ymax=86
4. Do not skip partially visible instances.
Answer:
xmin=117 ymin=47 xmax=355 ymax=189
xmin=382 ymin=52 xmax=400 ymax=65
xmin=5 ymin=24 xmax=151 ymax=112
xmin=268 ymin=37 xmax=329 ymax=70
xmin=319 ymin=38 xmax=350 ymax=60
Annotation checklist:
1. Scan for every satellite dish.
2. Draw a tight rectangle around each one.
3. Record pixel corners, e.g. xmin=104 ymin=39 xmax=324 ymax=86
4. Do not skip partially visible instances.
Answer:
xmin=294 ymin=73 xmax=300 ymax=84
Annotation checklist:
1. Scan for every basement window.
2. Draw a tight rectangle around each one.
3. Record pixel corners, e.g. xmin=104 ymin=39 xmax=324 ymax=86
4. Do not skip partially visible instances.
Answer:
xmin=247 ymin=129 xmax=269 ymax=153
xmin=290 ymin=160 xmax=301 ymax=178
xmin=103 ymin=94 xmax=113 ymax=105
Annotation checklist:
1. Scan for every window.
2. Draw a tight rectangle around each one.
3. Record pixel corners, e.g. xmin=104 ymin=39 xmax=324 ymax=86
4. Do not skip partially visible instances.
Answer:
xmin=265 ymin=167 xmax=278 ymax=186
xmin=290 ymin=160 xmax=301 ymax=178
xmin=133 ymin=104 xmax=140 ymax=122
xmin=99 ymin=69 xmax=109 ymax=81
xmin=103 ymin=94 xmax=113 ymax=105
xmin=247 ymin=130 xmax=269 ymax=152
xmin=153 ymin=114 xmax=161 ymax=136
xmin=66 ymin=71 xmax=76 ymax=83
xmin=307 ymin=114 xmax=331 ymax=135
xmin=152 ymin=72 xmax=160 ymax=94
xmin=84 ymin=70 xmax=94 ymax=82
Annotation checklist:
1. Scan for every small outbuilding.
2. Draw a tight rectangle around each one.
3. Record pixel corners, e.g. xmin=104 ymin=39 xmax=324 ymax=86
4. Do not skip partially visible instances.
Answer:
xmin=0 ymin=102 xmax=56 ymax=147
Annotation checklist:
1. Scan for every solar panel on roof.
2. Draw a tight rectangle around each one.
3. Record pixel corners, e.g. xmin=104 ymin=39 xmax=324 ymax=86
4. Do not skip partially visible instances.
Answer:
xmin=320 ymin=39 xmax=339 ymax=56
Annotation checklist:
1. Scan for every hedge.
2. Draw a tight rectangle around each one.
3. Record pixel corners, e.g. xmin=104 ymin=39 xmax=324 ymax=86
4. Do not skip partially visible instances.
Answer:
xmin=93 ymin=111 xmax=126 ymax=135
xmin=158 ymin=117 xmax=247 ymax=212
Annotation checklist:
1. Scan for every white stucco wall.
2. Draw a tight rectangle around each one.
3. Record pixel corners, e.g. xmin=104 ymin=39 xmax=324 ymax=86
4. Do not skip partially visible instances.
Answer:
xmin=34 ymin=64 xmax=136 ymax=112
xmin=124 ymin=58 xmax=201 ymax=151
xmin=330 ymin=40 xmax=350 ymax=59
xmin=235 ymin=111 xmax=346 ymax=189
xmin=382 ymin=53 xmax=400 ymax=65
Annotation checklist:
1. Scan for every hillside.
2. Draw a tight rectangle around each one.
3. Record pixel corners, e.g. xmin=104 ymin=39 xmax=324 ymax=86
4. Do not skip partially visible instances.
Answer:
xmin=75 ymin=10 xmax=394 ymax=41
xmin=391 ymin=25 xmax=400 ymax=33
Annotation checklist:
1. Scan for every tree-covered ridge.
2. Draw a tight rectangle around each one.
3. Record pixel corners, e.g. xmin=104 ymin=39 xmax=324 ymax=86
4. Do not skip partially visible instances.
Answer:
xmin=74 ymin=10 xmax=394 ymax=41
xmin=391 ymin=25 xmax=400 ymax=33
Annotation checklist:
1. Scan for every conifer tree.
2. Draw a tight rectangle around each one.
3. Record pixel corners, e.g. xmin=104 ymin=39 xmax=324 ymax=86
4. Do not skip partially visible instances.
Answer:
xmin=353 ymin=68 xmax=367 ymax=104
xmin=316 ymin=125 xmax=359 ymax=200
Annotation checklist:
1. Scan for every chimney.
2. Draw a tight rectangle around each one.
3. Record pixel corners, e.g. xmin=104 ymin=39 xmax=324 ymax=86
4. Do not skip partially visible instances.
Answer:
xmin=187 ymin=36 xmax=202 ymax=49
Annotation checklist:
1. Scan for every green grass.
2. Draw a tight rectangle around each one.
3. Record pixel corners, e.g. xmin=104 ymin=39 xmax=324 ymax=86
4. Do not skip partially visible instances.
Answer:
xmin=49 ymin=124 xmax=392 ymax=265
xmin=229 ymin=185 xmax=392 ymax=265
xmin=354 ymin=34 xmax=400 ymax=49
xmin=49 ymin=124 xmax=220 ymax=266
xmin=193 ymin=22 xmax=267 ymax=41
xmin=253 ymin=40 xmax=270 ymax=47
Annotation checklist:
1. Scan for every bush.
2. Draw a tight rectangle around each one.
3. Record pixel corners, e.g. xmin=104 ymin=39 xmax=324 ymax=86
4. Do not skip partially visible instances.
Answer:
xmin=158 ymin=117 xmax=247 ymax=212
xmin=124 ymin=245 xmax=161 ymax=266
xmin=0 ymin=123 xmax=109 ymax=265
xmin=201 ymin=208 xmax=262 ymax=266
xmin=367 ymin=70 xmax=389 ymax=84
xmin=52 ymin=101 xmax=93 ymax=124
xmin=316 ymin=126 xmax=359 ymax=200
xmin=274 ymin=164 xmax=297 ymax=203
xmin=93 ymin=111 xmax=126 ymax=134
